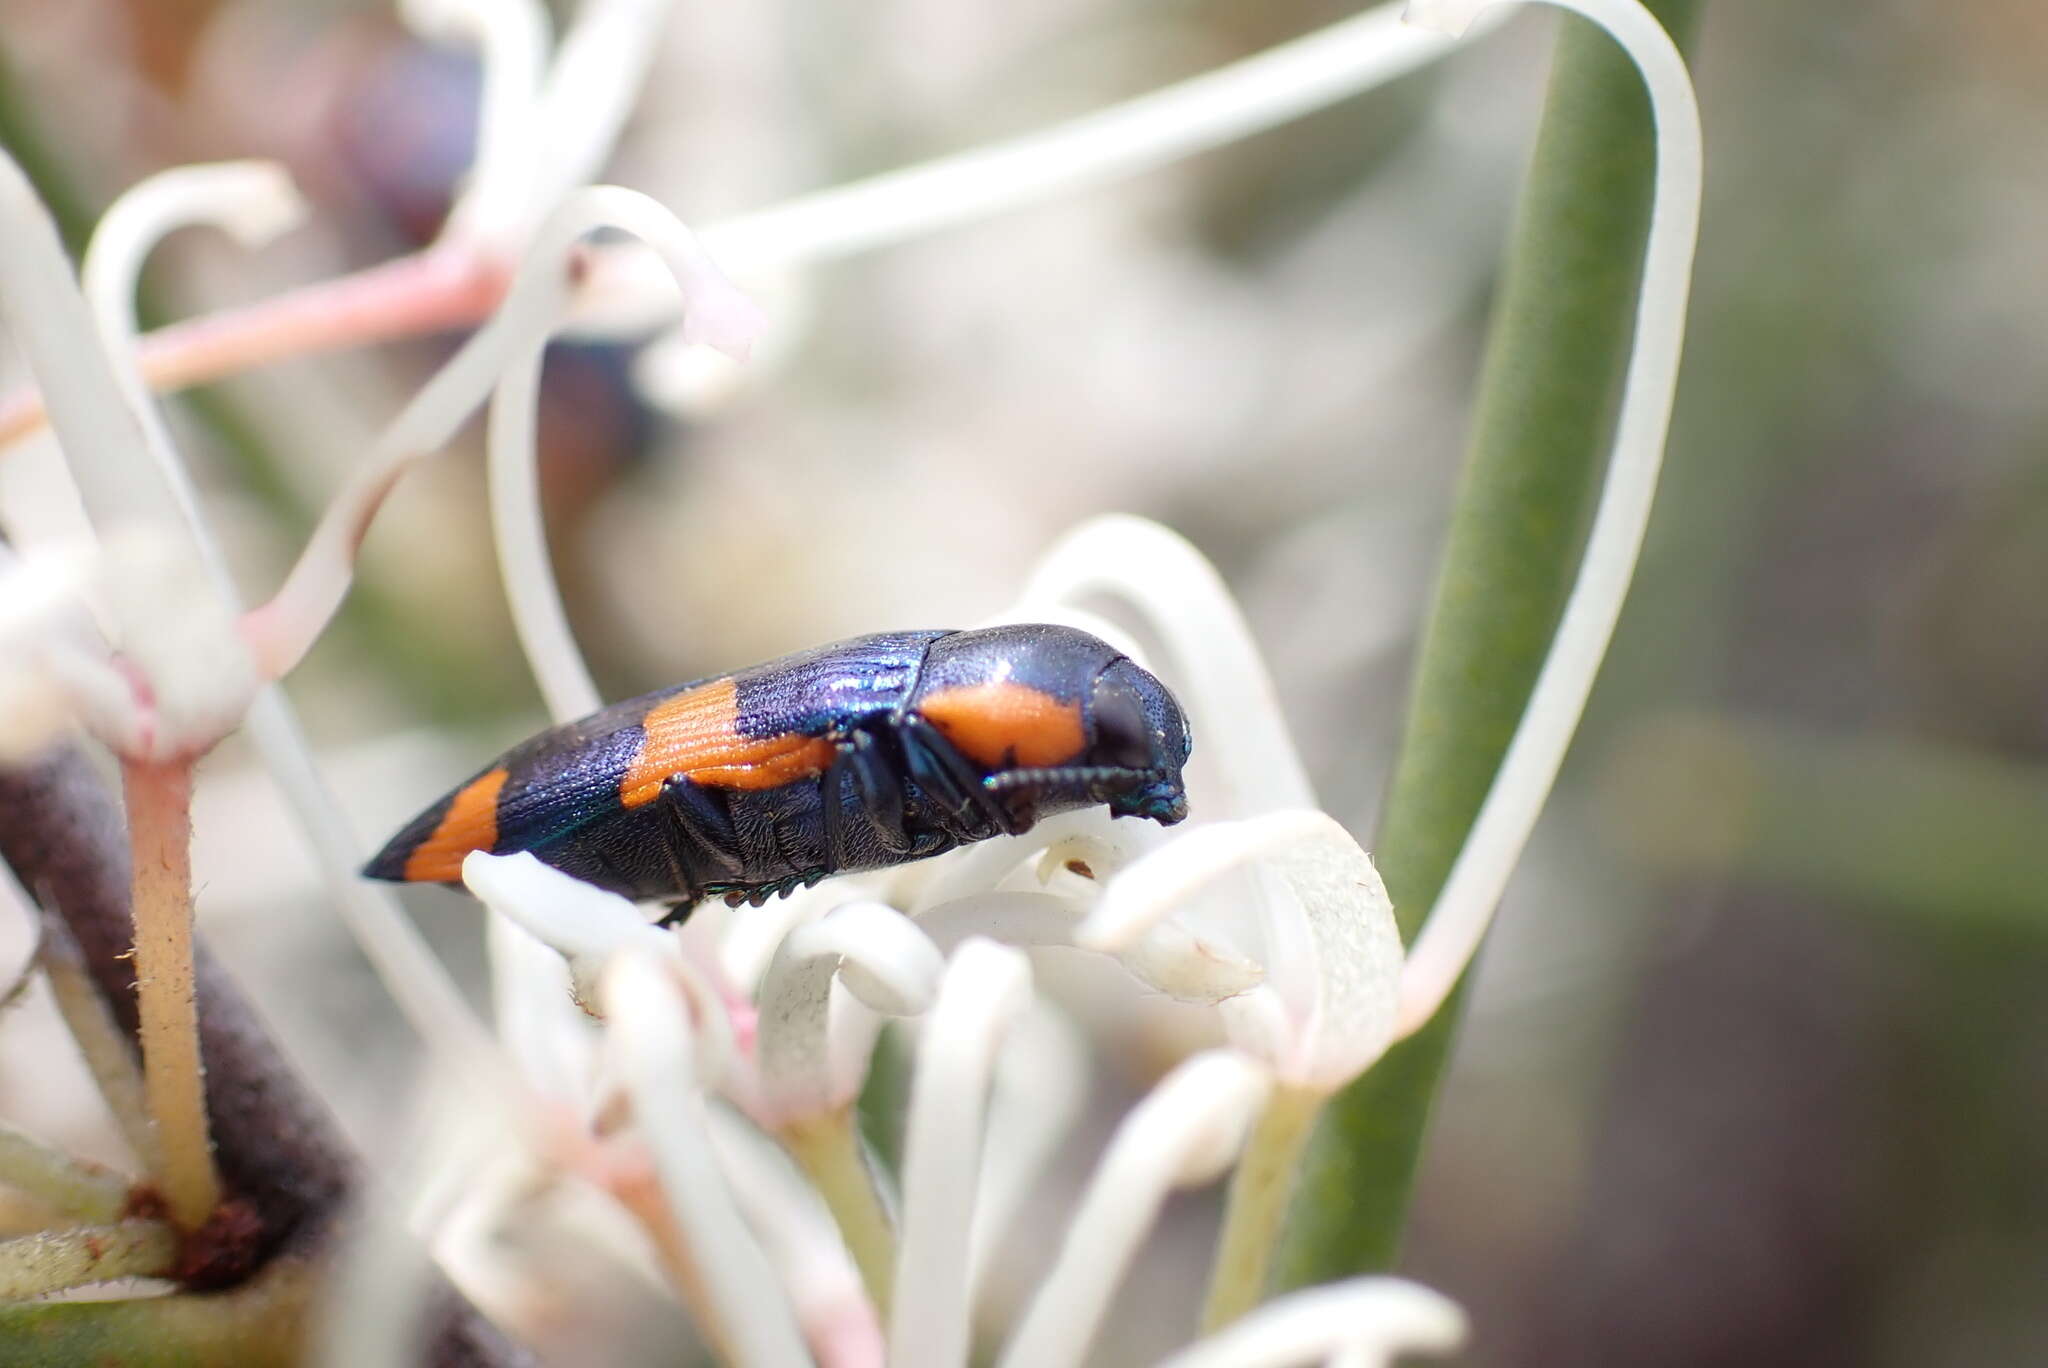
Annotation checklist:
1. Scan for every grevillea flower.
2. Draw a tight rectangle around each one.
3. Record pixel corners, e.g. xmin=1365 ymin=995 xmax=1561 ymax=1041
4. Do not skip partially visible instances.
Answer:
xmin=446 ymin=511 xmax=1448 ymax=1365
xmin=0 ymin=0 xmax=1700 ymax=1355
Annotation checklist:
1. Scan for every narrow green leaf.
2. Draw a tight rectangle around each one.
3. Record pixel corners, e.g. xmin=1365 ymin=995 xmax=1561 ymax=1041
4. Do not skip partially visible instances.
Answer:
xmin=1272 ymin=0 xmax=1702 ymax=1287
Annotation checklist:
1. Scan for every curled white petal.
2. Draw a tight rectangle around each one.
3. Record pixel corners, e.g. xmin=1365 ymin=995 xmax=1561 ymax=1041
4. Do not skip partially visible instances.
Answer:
xmin=918 ymin=890 xmax=1260 ymax=1004
xmin=312 ymin=1086 xmax=475 ymax=1368
xmin=632 ymin=272 xmax=810 ymax=415
xmin=1083 ymin=811 xmax=1402 ymax=1090
xmin=705 ymin=1107 xmax=886 ymax=1368
xmin=1026 ymin=814 xmax=1168 ymax=894
xmin=604 ymin=949 xmax=810 ymax=1366
xmin=76 ymin=164 xmax=299 ymax=758
xmin=908 ymin=805 xmax=1174 ymax=923
xmin=246 ymin=185 xmax=761 ymax=682
xmin=485 ymin=887 xmax=597 ymax=1101
xmin=1404 ymin=0 xmax=1493 ymax=35
xmin=793 ymin=910 xmax=943 ymax=1018
xmin=715 ymin=882 xmax=836 ymax=991
xmin=88 ymin=162 xmax=303 ymax=309
xmin=1024 ymin=515 xmax=1314 ymax=815
xmin=755 ymin=900 xmax=943 ymax=1125
xmin=1156 ymin=1278 xmax=1466 ymax=1368
xmin=489 ymin=189 xmax=762 ymax=725
xmin=998 ymin=1051 xmax=1273 ymax=1368
xmin=460 ymin=851 xmax=738 ymax=1082
xmin=532 ymin=0 xmax=677 ymax=219
xmin=968 ymin=1002 xmax=1090 ymax=1312
xmin=0 ymin=148 xmax=168 ymax=531
xmin=479 ymin=190 xmax=760 ymax=1085
xmin=0 ymin=664 xmax=74 ymax=763
xmin=694 ymin=2 xmax=1484 ymax=276
xmin=891 ymin=939 xmax=1033 ymax=1368
xmin=87 ymin=531 xmax=259 ymax=762
xmin=402 ymin=0 xmax=551 ymax=246
xmin=81 ymin=159 xmax=303 ymax=542
xmin=573 ymin=2 xmax=1505 ymax=334
xmin=631 ymin=327 xmax=745 ymax=414
xmin=0 ymin=543 xmax=103 ymax=761
xmin=1117 ymin=915 xmax=1265 ymax=1003
xmin=1394 ymin=0 xmax=1701 ymax=1039
xmin=4 ymin=156 xmax=294 ymax=760
xmin=465 ymin=850 xmax=667 ymax=967
xmin=57 ymin=155 xmax=505 ymax=1078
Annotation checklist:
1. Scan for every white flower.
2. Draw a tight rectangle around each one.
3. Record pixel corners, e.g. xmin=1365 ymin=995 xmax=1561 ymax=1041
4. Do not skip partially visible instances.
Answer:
xmin=465 ymin=849 xmax=1465 ymax=1367
xmin=0 ymin=159 xmax=266 ymax=766
xmin=0 ymin=0 xmax=1701 ymax=1349
xmin=451 ymin=509 xmax=1451 ymax=1365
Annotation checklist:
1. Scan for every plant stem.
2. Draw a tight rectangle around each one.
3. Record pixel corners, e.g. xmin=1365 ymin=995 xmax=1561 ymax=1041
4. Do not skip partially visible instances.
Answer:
xmin=36 ymin=921 xmax=164 ymax=1177
xmin=782 ymin=1110 xmax=897 ymax=1318
xmin=1201 ymin=1083 xmax=1321 ymax=1331
xmin=120 ymin=758 xmax=220 ymax=1231
xmin=0 ymin=249 xmax=504 ymax=449
xmin=0 ymin=1220 xmax=179 ymax=1300
xmin=0 ymin=749 xmax=528 ymax=1360
xmin=0 ymin=1125 xmax=132 ymax=1226
xmin=1272 ymin=0 xmax=1700 ymax=1287
xmin=0 ymin=1253 xmax=316 ymax=1368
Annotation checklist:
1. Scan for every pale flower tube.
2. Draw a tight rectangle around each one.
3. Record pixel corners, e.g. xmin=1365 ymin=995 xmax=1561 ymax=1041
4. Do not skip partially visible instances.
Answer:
xmin=400 ymin=0 xmax=551 ymax=246
xmin=242 ymin=185 xmax=761 ymax=683
xmin=890 ymin=939 xmax=1034 ymax=1368
xmin=997 ymin=1050 xmax=1274 ymax=1368
xmin=754 ymin=899 xmax=944 ymax=1126
xmin=1080 ymin=811 xmax=1403 ymax=1091
xmin=604 ymin=947 xmax=809 ymax=1366
xmin=1156 ymin=1278 xmax=1466 ymax=1368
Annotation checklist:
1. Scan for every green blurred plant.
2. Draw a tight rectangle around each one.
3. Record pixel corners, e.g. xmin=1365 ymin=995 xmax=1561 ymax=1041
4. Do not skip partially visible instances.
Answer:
xmin=1275 ymin=0 xmax=1700 ymax=1288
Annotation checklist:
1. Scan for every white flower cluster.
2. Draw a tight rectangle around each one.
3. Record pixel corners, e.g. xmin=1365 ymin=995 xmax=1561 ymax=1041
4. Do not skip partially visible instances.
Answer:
xmin=456 ymin=512 xmax=1454 ymax=1366
xmin=0 ymin=0 xmax=1699 ymax=1357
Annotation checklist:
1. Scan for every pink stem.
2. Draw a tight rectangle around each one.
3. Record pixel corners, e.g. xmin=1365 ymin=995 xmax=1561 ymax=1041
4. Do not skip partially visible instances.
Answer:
xmin=120 ymin=756 xmax=220 ymax=1231
xmin=0 ymin=247 xmax=510 ymax=450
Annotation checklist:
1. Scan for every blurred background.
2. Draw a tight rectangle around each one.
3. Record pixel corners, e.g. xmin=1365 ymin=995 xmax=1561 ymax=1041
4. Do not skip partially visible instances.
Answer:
xmin=0 ymin=0 xmax=2044 ymax=1363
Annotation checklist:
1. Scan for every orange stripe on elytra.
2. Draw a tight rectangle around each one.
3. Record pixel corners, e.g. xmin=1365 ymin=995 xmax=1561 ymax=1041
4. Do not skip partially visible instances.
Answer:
xmin=402 ymin=767 xmax=510 ymax=882
xmin=619 ymin=677 xmax=837 ymax=806
xmin=917 ymin=681 xmax=1085 ymax=769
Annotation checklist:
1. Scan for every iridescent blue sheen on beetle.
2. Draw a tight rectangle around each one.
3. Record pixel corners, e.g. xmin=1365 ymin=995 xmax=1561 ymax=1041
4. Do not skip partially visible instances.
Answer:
xmin=364 ymin=624 xmax=1192 ymax=917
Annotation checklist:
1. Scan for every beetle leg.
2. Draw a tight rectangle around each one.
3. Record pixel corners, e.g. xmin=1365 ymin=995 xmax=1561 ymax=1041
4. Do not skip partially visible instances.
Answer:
xmin=821 ymin=745 xmax=854 ymax=875
xmin=725 ymin=792 xmax=787 ymax=882
xmin=822 ymin=727 xmax=916 ymax=875
xmin=900 ymin=715 xmax=1017 ymax=839
xmin=815 ymin=735 xmax=892 ymax=877
xmin=660 ymin=775 xmax=742 ymax=889
xmin=848 ymin=727 xmax=916 ymax=856
xmin=765 ymin=782 xmax=829 ymax=882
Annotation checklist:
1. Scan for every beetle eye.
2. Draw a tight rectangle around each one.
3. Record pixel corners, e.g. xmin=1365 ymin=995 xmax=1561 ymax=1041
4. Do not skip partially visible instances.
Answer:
xmin=1090 ymin=676 xmax=1156 ymax=770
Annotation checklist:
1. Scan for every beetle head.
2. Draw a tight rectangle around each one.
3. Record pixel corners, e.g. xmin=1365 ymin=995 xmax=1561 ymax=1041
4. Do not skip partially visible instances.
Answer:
xmin=1084 ymin=657 xmax=1191 ymax=824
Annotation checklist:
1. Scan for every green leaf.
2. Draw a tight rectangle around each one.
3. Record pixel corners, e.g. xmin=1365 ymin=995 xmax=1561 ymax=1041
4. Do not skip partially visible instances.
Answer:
xmin=1271 ymin=0 xmax=1702 ymax=1288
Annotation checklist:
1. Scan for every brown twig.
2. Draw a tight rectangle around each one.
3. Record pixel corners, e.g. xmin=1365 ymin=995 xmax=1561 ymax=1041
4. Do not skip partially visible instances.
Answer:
xmin=0 ymin=747 xmax=531 ymax=1365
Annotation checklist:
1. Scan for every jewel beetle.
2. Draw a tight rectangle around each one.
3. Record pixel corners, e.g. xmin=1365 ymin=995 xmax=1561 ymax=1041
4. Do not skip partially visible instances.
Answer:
xmin=364 ymin=624 xmax=1192 ymax=916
